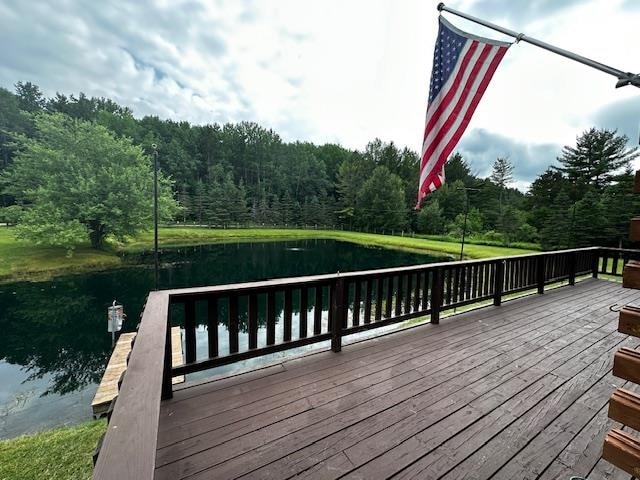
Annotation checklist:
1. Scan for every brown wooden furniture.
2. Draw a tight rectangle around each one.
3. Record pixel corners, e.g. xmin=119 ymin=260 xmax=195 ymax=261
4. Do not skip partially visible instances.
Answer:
xmin=603 ymin=170 xmax=640 ymax=476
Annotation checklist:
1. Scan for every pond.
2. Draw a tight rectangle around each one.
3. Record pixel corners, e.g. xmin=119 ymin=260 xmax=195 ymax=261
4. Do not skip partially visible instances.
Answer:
xmin=0 ymin=239 xmax=449 ymax=439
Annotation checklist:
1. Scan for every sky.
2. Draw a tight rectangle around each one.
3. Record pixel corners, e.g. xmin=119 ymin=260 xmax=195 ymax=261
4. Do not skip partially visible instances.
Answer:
xmin=0 ymin=0 xmax=638 ymax=190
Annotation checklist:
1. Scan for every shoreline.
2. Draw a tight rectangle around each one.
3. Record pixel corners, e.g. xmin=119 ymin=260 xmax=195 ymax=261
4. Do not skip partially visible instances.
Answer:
xmin=0 ymin=227 xmax=537 ymax=284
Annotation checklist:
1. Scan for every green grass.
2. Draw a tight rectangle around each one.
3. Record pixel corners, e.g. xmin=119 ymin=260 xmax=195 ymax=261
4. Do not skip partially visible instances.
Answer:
xmin=0 ymin=226 xmax=538 ymax=283
xmin=0 ymin=229 xmax=121 ymax=282
xmin=0 ymin=420 xmax=106 ymax=480
xmin=125 ymin=227 xmax=538 ymax=258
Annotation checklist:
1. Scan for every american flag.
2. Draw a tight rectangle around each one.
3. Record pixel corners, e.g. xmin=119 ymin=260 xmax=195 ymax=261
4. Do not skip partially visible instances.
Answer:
xmin=417 ymin=16 xmax=510 ymax=208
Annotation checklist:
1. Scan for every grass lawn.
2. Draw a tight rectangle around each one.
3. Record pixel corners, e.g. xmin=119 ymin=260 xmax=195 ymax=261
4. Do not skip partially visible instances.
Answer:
xmin=0 ymin=229 xmax=121 ymax=282
xmin=0 ymin=226 xmax=538 ymax=283
xmin=0 ymin=420 xmax=106 ymax=480
xmin=124 ymin=226 xmax=538 ymax=258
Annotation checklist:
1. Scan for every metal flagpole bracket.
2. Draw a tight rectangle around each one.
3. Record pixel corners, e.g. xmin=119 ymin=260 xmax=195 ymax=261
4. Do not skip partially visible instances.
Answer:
xmin=437 ymin=3 xmax=640 ymax=90
xmin=616 ymin=74 xmax=640 ymax=89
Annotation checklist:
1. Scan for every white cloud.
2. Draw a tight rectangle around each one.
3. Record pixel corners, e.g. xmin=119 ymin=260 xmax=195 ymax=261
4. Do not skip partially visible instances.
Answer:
xmin=0 ymin=0 xmax=637 ymax=188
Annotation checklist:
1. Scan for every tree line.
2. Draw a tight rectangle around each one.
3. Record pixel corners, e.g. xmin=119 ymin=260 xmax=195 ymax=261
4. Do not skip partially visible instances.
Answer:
xmin=0 ymin=81 xmax=638 ymax=250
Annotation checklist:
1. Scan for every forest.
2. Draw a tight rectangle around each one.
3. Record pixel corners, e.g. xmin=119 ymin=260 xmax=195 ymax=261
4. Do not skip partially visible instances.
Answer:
xmin=1 ymin=81 xmax=638 ymax=251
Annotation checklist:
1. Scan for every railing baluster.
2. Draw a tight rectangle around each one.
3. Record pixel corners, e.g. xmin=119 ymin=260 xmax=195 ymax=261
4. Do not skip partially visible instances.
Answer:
xmin=353 ymin=280 xmax=361 ymax=327
xmin=413 ymin=272 xmax=422 ymax=312
xmin=375 ymin=277 xmax=383 ymax=321
xmin=445 ymin=268 xmax=453 ymax=306
xmin=422 ymin=271 xmax=430 ymax=310
xmin=299 ymin=288 xmax=308 ymax=339
xmin=184 ymin=298 xmax=197 ymax=363
xmin=405 ymin=274 xmax=413 ymax=314
xmin=494 ymin=260 xmax=504 ymax=306
xmin=248 ymin=294 xmax=258 ymax=349
xmin=228 ymin=294 xmax=239 ymax=354
xmin=267 ymin=290 xmax=276 ymax=345
xmin=330 ymin=278 xmax=346 ymax=352
xmin=431 ymin=267 xmax=442 ymax=324
xmin=537 ymin=255 xmax=545 ymax=294
xmin=314 ymin=286 xmax=323 ymax=335
xmin=207 ymin=297 xmax=219 ymax=358
xmin=283 ymin=288 xmax=292 ymax=342
xmin=385 ymin=276 xmax=394 ymax=318
xmin=453 ymin=266 xmax=460 ymax=304
xmin=395 ymin=275 xmax=403 ymax=317
xmin=364 ymin=279 xmax=372 ymax=324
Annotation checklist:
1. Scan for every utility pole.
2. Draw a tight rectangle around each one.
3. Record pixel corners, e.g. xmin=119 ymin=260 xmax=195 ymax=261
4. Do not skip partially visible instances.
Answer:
xmin=458 ymin=187 xmax=480 ymax=261
xmin=152 ymin=144 xmax=159 ymax=291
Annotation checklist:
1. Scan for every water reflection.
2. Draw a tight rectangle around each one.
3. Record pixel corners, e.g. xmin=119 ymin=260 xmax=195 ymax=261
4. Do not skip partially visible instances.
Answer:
xmin=0 ymin=239 xmax=448 ymax=437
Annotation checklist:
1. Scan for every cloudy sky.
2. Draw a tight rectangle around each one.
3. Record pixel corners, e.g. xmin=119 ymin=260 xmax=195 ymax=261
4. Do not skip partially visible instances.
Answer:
xmin=1 ymin=0 xmax=638 ymax=189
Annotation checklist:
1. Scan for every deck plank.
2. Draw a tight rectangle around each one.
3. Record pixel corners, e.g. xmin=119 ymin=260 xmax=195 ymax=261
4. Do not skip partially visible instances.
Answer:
xmin=153 ymin=279 xmax=640 ymax=480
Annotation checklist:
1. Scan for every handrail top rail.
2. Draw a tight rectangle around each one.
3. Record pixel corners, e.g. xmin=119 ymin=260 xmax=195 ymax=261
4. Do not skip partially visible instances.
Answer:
xmin=93 ymin=291 xmax=169 ymax=480
xmin=164 ymin=247 xmax=602 ymax=300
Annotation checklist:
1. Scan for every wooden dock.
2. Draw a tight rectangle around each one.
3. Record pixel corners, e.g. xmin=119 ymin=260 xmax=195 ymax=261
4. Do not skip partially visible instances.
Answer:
xmin=92 ymin=327 xmax=184 ymax=417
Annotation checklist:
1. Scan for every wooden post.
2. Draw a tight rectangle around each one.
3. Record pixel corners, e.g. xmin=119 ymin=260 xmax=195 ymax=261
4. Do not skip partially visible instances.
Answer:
xmin=537 ymin=255 xmax=545 ymax=294
xmin=494 ymin=260 xmax=504 ymax=306
xmin=431 ymin=268 xmax=442 ymax=324
xmin=161 ymin=312 xmax=173 ymax=400
xmin=330 ymin=277 xmax=346 ymax=352
xmin=592 ymin=248 xmax=600 ymax=278
xmin=184 ymin=299 xmax=196 ymax=363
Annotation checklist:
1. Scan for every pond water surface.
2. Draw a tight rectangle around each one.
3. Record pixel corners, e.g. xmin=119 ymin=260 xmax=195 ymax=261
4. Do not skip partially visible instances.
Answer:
xmin=0 ymin=239 xmax=448 ymax=439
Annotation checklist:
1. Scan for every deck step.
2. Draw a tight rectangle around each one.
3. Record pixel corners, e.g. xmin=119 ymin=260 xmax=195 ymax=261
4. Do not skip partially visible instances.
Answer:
xmin=602 ymin=429 xmax=640 ymax=477
xmin=613 ymin=347 xmax=640 ymax=384
xmin=619 ymin=305 xmax=640 ymax=337
xmin=608 ymin=388 xmax=640 ymax=431
xmin=91 ymin=327 xmax=184 ymax=417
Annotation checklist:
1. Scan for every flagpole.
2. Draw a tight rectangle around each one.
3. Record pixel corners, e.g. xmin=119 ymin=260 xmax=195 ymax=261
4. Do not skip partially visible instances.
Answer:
xmin=437 ymin=3 xmax=640 ymax=89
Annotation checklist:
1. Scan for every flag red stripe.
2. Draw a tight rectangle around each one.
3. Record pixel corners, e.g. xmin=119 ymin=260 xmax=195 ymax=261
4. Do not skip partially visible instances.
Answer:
xmin=421 ymin=41 xmax=479 ymax=146
xmin=425 ymin=46 xmax=508 ymax=189
xmin=418 ymin=45 xmax=507 ymax=199
xmin=416 ymin=17 xmax=510 ymax=208
xmin=420 ymin=43 xmax=494 ymax=171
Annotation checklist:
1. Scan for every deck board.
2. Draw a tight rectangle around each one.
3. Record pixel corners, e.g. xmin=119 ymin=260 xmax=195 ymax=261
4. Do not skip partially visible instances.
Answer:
xmin=154 ymin=278 xmax=640 ymax=479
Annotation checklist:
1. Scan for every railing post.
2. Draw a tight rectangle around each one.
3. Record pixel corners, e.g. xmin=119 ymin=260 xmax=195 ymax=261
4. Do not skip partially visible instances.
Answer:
xmin=330 ymin=277 xmax=346 ymax=352
xmin=592 ymin=248 xmax=600 ymax=278
xmin=568 ymin=251 xmax=576 ymax=286
xmin=494 ymin=260 xmax=505 ymax=306
xmin=537 ymin=254 xmax=545 ymax=294
xmin=431 ymin=267 xmax=442 ymax=324
xmin=161 ymin=309 xmax=173 ymax=400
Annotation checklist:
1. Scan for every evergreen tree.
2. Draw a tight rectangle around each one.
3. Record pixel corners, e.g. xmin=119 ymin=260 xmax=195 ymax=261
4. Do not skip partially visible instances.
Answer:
xmin=416 ymin=199 xmax=445 ymax=234
xmin=555 ymin=128 xmax=638 ymax=198
xmin=355 ymin=166 xmax=406 ymax=232
xmin=540 ymin=191 xmax=572 ymax=250
xmin=572 ymin=190 xmax=605 ymax=247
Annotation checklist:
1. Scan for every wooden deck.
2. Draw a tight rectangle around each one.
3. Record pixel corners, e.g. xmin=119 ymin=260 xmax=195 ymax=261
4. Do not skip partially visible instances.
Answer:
xmin=153 ymin=278 xmax=640 ymax=479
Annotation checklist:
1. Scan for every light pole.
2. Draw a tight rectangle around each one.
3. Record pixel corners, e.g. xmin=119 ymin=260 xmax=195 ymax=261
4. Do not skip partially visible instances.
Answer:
xmin=458 ymin=187 xmax=479 ymax=261
xmin=152 ymin=143 xmax=159 ymax=291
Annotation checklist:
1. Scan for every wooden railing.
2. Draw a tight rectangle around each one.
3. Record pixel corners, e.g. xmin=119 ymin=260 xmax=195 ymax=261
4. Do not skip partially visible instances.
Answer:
xmin=92 ymin=246 xmax=635 ymax=479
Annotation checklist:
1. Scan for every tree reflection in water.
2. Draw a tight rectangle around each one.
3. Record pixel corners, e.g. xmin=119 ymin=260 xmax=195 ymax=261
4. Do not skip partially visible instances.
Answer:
xmin=0 ymin=239 xmax=446 ymax=434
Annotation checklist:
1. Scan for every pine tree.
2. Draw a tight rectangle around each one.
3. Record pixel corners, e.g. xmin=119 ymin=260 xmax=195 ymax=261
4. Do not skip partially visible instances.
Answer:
xmin=555 ymin=128 xmax=638 ymax=198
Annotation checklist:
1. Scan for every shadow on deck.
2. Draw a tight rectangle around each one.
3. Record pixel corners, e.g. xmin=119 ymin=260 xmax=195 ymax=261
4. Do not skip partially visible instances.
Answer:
xmin=155 ymin=278 xmax=637 ymax=479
